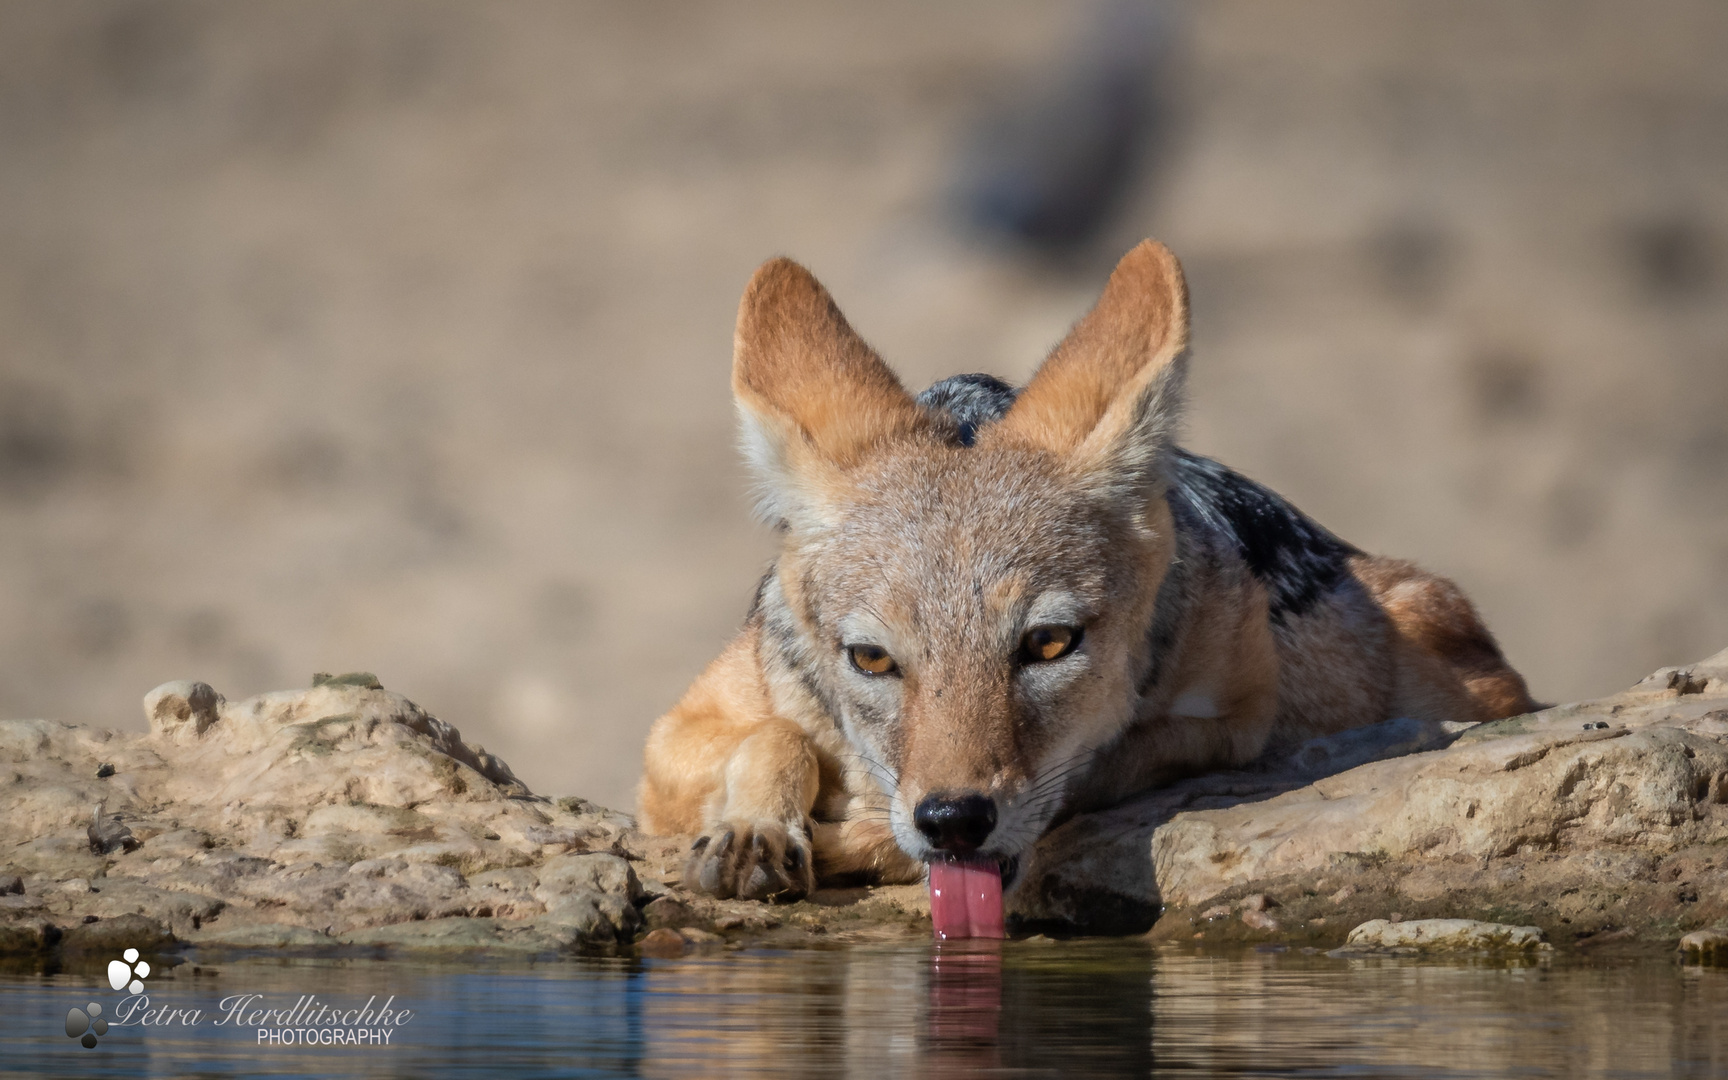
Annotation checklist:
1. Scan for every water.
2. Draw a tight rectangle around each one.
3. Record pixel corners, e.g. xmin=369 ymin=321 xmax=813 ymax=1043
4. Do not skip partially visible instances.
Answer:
xmin=2 ymin=942 xmax=1724 ymax=1078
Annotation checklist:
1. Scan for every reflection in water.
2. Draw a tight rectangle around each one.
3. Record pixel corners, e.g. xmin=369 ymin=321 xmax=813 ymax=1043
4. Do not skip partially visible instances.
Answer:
xmin=634 ymin=940 xmax=1161 ymax=1077
xmin=1 ymin=943 xmax=1723 ymax=1077
xmin=636 ymin=943 xmax=1726 ymax=1079
xmin=927 ymin=942 xmax=1001 ymax=1071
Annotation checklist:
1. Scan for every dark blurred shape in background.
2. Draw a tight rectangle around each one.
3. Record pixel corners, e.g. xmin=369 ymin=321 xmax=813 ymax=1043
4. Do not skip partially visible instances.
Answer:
xmin=1 ymin=2 xmax=1724 ymax=810
xmin=958 ymin=0 xmax=1177 ymax=256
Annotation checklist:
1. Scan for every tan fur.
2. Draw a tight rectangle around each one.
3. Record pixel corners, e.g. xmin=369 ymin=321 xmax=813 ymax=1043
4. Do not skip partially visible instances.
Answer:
xmin=1352 ymin=555 xmax=1537 ymax=723
xmin=993 ymin=239 xmax=1188 ymax=460
xmin=636 ymin=239 xmax=1536 ymax=901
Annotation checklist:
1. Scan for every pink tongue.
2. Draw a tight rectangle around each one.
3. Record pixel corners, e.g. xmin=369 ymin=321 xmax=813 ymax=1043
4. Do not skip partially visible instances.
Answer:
xmin=928 ymin=858 xmax=1004 ymax=940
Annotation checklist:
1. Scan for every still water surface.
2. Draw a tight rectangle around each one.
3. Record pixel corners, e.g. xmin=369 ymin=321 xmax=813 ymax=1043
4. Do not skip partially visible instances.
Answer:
xmin=2 ymin=940 xmax=1724 ymax=1078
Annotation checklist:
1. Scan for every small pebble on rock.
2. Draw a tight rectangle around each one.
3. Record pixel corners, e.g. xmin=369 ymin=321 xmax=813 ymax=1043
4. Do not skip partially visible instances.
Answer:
xmin=1678 ymin=929 xmax=1728 ymax=960
xmin=1329 ymin=885 xmax=1357 ymax=904
xmin=1241 ymin=909 xmax=1280 ymax=932
xmin=95 ymin=763 xmax=115 ymax=779
xmin=639 ymin=927 xmax=687 ymax=957
xmin=642 ymin=897 xmax=694 ymax=930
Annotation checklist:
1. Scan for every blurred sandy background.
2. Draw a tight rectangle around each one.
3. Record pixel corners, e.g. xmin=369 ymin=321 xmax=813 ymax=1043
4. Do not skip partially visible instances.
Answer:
xmin=2 ymin=1 xmax=1724 ymax=812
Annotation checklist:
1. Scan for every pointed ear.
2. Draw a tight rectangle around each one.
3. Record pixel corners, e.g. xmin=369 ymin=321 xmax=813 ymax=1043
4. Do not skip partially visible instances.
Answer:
xmin=987 ymin=240 xmax=1189 ymax=492
xmin=732 ymin=257 xmax=924 ymax=524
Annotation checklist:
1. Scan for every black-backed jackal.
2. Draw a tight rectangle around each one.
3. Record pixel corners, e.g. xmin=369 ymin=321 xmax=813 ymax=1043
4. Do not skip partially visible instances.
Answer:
xmin=637 ymin=240 xmax=1535 ymax=934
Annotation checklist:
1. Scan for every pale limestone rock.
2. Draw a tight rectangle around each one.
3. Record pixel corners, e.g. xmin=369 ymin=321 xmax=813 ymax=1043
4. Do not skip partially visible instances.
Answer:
xmin=0 ymin=677 xmax=640 ymax=952
xmin=1345 ymin=918 xmax=1547 ymax=951
xmin=1014 ymin=648 xmax=1728 ymax=941
xmin=1678 ymin=928 xmax=1727 ymax=959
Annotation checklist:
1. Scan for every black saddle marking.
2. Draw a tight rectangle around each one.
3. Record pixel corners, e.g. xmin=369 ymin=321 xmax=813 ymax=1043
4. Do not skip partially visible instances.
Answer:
xmin=1166 ymin=449 xmax=1359 ymax=624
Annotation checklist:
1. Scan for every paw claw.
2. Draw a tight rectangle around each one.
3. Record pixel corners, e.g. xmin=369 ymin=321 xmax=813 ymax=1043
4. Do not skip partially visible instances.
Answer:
xmin=681 ymin=819 xmax=815 ymax=902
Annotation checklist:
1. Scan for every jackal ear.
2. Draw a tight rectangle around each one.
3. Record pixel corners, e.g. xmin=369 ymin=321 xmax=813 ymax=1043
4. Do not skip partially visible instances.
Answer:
xmin=732 ymin=257 xmax=924 ymax=524
xmin=989 ymin=239 xmax=1189 ymax=493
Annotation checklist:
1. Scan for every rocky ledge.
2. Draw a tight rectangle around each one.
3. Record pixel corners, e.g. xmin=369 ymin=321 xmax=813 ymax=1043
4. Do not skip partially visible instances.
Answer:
xmin=0 ymin=673 xmax=925 ymax=961
xmin=3 ymin=652 xmax=1727 ymax=962
xmin=1020 ymin=646 xmax=1728 ymax=955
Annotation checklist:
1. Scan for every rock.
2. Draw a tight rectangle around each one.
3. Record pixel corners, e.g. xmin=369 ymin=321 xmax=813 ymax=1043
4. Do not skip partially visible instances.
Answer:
xmin=1678 ymin=928 xmax=1728 ymax=961
xmin=0 ymin=919 xmax=58 ymax=954
xmin=345 ymin=917 xmax=524 ymax=951
xmin=144 ymin=681 xmax=224 ymax=739
xmin=87 ymin=805 xmax=140 ymax=855
xmin=639 ymin=927 xmax=686 ymax=956
xmin=0 ymin=678 xmax=641 ymax=957
xmin=1573 ymin=927 xmax=1635 ymax=948
xmin=1343 ymin=918 xmax=1547 ymax=952
xmin=677 ymin=927 xmax=724 ymax=944
xmin=188 ymin=923 xmax=334 ymax=948
xmin=57 ymin=913 xmax=173 ymax=954
xmin=1240 ymin=910 xmax=1280 ymax=932
xmin=7 ymin=653 xmax=1728 ymax=957
xmin=642 ymin=897 xmax=694 ymax=930
xmin=312 ymin=672 xmax=384 ymax=690
xmin=1017 ymin=647 xmax=1728 ymax=942
xmin=534 ymin=853 xmax=643 ymax=942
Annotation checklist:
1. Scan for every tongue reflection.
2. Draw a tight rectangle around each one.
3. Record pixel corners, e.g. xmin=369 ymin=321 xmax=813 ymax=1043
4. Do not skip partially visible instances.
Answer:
xmin=928 ymin=857 xmax=1004 ymax=940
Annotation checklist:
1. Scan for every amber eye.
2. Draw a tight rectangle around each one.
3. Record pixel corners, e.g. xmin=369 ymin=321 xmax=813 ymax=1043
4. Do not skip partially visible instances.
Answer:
xmin=1021 ymin=625 xmax=1080 ymax=663
xmin=848 ymin=644 xmax=898 ymax=676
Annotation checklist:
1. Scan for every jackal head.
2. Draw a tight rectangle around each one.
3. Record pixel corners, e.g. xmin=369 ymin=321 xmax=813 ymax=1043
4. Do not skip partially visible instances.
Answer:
xmin=735 ymin=241 xmax=1189 ymax=879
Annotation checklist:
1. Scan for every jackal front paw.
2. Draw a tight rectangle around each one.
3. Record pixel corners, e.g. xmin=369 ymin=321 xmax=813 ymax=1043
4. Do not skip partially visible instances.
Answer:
xmin=683 ymin=819 xmax=815 ymax=902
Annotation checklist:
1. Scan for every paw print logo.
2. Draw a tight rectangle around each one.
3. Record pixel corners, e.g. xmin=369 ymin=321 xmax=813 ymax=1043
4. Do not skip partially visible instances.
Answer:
xmin=65 ymin=1001 xmax=106 ymax=1048
xmin=108 ymin=947 xmax=151 ymax=995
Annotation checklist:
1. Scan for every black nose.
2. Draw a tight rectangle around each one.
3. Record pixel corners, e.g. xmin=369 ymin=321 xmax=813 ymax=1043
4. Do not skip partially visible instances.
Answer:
xmin=913 ymin=792 xmax=998 ymax=852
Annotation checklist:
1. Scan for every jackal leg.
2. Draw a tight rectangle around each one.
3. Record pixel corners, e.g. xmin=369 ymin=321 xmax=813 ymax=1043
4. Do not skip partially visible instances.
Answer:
xmin=810 ymin=812 xmax=924 ymax=886
xmin=637 ymin=629 xmax=820 ymax=900
xmin=1351 ymin=556 xmax=1538 ymax=723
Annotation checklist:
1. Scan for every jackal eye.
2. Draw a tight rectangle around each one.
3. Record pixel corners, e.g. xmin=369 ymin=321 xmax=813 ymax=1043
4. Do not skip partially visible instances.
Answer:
xmin=847 ymin=644 xmax=898 ymax=676
xmin=1020 ymin=625 xmax=1081 ymax=663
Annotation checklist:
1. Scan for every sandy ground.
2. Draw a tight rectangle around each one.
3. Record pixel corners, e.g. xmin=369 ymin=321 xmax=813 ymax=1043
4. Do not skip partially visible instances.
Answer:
xmin=2 ymin=1 xmax=1725 ymax=811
